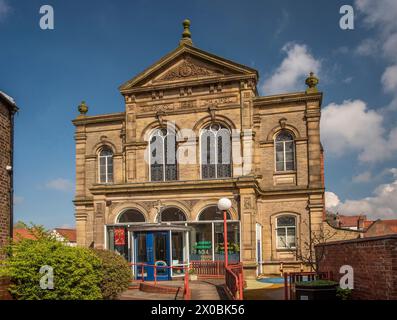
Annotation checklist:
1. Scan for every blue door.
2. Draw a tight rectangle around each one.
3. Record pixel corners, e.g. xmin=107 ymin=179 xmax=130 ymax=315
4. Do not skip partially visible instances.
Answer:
xmin=134 ymin=231 xmax=171 ymax=281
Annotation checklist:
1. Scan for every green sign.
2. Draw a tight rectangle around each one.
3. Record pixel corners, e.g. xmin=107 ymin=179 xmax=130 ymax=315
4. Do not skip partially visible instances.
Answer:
xmin=193 ymin=241 xmax=212 ymax=250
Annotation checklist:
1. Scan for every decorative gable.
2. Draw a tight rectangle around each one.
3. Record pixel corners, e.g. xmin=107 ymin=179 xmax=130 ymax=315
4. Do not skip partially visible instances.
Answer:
xmin=119 ymin=45 xmax=258 ymax=93
xmin=156 ymin=56 xmax=225 ymax=82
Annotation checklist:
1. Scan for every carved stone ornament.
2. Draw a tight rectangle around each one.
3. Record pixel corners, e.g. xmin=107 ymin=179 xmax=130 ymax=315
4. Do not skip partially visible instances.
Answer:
xmin=244 ymin=198 xmax=252 ymax=209
xmin=156 ymin=110 xmax=166 ymax=126
xmin=208 ymin=105 xmax=216 ymax=122
xmin=158 ymin=57 xmax=223 ymax=81
xmin=279 ymin=117 xmax=287 ymax=129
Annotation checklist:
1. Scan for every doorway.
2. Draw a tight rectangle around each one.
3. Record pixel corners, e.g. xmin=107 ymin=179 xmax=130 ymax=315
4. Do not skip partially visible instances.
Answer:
xmin=134 ymin=231 xmax=171 ymax=281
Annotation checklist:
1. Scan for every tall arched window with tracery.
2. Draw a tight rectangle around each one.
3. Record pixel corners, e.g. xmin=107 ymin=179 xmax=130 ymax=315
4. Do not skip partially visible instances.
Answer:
xmin=200 ymin=123 xmax=231 ymax=179
xmin=150 ymin=128 xmax=177 ymax=181
xmin=275 ymin=130 xmax=295 ymax=172
xmin=99 ymin=146 xmax=113 ymax=183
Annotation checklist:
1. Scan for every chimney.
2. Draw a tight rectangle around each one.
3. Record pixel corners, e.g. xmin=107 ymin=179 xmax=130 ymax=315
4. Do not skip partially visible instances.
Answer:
xmin=357 ymin=214 xmax=366 ymax=230
xmin=335 ymin=213 xmax=340 ymax=228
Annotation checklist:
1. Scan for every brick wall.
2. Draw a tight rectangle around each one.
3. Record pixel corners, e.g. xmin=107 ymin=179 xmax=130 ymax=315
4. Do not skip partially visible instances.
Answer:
xmin=316 ymin=235 xmax=397 ymax=300
xmin=0 ymin=277 xmax=12 ymax=300
xmin=0 ymin=101 xmax=12 ymax=258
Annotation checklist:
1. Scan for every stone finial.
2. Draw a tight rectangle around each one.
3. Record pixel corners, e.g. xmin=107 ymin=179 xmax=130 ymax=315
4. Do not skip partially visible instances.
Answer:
xmin=305 ymin=72 xmax=319 ymax=93
xmin=78 ymin=101 xmax=88 ymax=115
xmin=179 ymin=19 xmax=193 ymax=46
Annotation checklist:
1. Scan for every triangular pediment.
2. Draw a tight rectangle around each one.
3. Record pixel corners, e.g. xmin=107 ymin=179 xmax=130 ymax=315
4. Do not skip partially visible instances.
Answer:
xmin=119 ymin=44 xmax=258 ymax=92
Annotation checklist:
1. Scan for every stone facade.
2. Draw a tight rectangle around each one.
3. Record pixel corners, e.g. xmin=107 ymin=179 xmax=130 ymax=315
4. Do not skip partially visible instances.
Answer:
xmin=0 ymin=92 xmax=17 ymax=259
xmin=73 ymin=21 xmax=356 ymax=277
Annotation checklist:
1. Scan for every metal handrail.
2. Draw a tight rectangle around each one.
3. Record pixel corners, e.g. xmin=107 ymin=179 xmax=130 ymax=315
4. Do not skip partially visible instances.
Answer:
xmin=129 ymin=262 xmax=191 ymax=300
xmin=225 ymin=263 xmax=244 ymax=300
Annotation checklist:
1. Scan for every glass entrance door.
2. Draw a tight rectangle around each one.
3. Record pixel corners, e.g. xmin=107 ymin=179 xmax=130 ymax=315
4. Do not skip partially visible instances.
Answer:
xmin=134 ymin=231 xmax=171 ymax=281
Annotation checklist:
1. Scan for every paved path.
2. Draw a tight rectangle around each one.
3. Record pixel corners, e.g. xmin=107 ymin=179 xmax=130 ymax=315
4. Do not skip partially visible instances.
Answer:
xmin=190 ymin=279 xmax=227 ymax=300
xmin=119 ymin=279 xmax=227 ymax=300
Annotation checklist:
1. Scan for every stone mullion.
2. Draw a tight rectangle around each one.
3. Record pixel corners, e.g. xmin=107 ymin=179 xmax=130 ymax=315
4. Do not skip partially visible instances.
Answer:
xmin=305 ymin=101 xmax=322 ymax=189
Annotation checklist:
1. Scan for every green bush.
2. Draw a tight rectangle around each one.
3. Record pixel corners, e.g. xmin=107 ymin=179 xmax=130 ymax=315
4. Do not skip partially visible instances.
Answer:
xmin=295 ymin=280 xmax=338 ymax=287
xmin=336 ymin=287 xmax=353 ymax=300
xmin=2 ymin=226 xmax=103 ymax=300
xmin=92 ymin=249 xmax=132 ymax=299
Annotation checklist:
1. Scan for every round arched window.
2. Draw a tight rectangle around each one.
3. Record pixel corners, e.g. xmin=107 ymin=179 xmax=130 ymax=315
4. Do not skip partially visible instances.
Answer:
xmin=198 ymin=206 xmax=231 ymax=221
xmin=160 ymin=207 xmax=187 ymax=222
xmin=118 ymin=209 xmax=145 ymax=223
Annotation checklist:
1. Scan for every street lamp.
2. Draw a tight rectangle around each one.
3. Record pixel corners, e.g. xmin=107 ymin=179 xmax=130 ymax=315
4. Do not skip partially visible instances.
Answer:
xmin=217 ymin=197 xmax=232 ymax=267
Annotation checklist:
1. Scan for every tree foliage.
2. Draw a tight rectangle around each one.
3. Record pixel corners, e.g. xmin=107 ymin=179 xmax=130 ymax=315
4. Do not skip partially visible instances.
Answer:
xmin=2 ymin=225 xmax=103 ymax=300
xmin=91 ymin=249 xmax=131 ymax=299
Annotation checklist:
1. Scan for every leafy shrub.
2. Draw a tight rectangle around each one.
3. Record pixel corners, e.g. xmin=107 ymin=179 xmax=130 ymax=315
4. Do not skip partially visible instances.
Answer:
xmin=2 ymin=226 xmax=103 ymax=300
xmin=336 ymin=287 xmax=353 ymax=300
xmin=92 ymin=249 xmax=132 ymax=299
xmin=295 ymin=280 xmax=338 ymax=287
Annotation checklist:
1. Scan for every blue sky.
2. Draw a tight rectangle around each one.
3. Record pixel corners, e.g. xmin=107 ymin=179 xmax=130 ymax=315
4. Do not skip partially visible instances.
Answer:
xmin=1 ymin=0 xmax=397 ymax=228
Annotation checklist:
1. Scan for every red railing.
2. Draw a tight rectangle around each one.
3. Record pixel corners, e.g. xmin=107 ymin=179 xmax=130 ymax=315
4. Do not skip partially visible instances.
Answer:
xmin=225 ymin=263 xmax=244 ymax=300
xmin=283 ymin=271 xmax=333 ymax=300
xmin=190 ymin=260 xmax=225 ymax=278
xmin=129 ymin=262 xmax=191 ymax=300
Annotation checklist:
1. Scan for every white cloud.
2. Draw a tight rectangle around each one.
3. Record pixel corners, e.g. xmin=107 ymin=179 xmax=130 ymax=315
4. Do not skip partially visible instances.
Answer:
xmin=325 ymin=191 xmax=340 ymax=209
xmin=0 ymin=0 xmax=10 ymax=21
xmin=13 ymin=195 xmax=24 ymax=205
xmin=45 ymin=178 xmax=73 ymax=192
xmin=355 ymin=38 xmax=378 ymax=57
xmin=263 ymin=43 xmax=321 ymax=94
xmin=328 ymin=169 xmax=397 ymax=220
xmin=321 ymin=99 xmax=397 ymax=162
xmin=355 ymin=0 xmax=397 ymax=108
xmin=274 ymin=10 xmax=289 ymax=38
xmin=342 ymin=76 xmax=353 ymax=84
xmin=356 ymin=0 xmax=397 ymax=34
xmin=381 ymin=65 xmax=397 ymax=93
xmin=352 ymin=171 xmax=372 ymax=183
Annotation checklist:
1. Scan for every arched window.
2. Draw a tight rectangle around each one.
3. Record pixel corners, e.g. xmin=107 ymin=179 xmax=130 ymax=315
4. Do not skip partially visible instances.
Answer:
xmin=118 ymin=209 xmax=146 ymax=223
xmin=99 ymin=147 xmax=113 ymax=183
xmin=201 ymin=123 xmax=231 ymax=179
xmin=276 ymin=215 xmax=296 ymax=249
xmin=275 ymin=131 xmax=295 ymax=172
xmin=198 ymin=206 xmax=231 ymax=221
xmin=160 ymin=207 xmax=187 ymax=222
xmin=150 ymin=128 xmax=177 ymax=181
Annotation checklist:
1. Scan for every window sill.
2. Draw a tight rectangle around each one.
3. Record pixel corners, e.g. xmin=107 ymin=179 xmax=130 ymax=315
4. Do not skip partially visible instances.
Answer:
xmin=276 ymin=248 xmax=296 ymax=252
xmin=273 ymin=171 xmax=296 ymax=175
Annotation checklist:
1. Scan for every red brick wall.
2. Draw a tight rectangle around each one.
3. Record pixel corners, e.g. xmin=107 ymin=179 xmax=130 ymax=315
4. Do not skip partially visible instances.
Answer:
xmin=0 ymin=277 xmax=12 ymax=300
xmin=316 ymin=235 xmax=397 ymax=300
xmin=0 ymin=101 xmax=12 ymax=258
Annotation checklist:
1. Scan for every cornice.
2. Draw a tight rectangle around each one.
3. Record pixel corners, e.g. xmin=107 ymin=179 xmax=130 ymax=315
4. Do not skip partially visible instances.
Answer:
xmin=253 ymin=92 xmax=323 ymax=107
xmin=89 ymin=176 xmax=259 ymax=195
xmin=120 ymin=74 xmax=257 ymax=95
xmin=72 ymin=112 xmax=125 ymax=126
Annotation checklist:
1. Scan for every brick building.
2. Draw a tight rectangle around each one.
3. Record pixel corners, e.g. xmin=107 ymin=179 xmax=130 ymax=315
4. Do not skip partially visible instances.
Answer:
xmin=72 ymin=20 xmax=355 ymax=278
xmin=0 ymin=91 xmax=18 ymax=258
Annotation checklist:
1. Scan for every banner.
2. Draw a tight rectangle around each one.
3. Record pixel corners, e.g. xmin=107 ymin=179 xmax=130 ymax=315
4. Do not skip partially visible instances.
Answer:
xmin=114 ymin=228 xmax=125 ymax=246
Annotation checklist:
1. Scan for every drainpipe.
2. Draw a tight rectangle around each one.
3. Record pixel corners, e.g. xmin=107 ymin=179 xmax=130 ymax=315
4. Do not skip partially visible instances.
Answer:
xmin=9 ymin=110 xmax=15 ymax=240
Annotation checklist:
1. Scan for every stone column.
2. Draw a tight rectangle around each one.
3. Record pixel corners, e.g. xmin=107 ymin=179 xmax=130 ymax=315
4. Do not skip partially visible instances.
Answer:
xmin=305 ymin=98 xmax=322 ymax=188
xmin=93 ymin=199 xmax=106 ymax=249
xmin=239 ymin=187 xmax=257 ymax=279
xmin=75 ymin=206 xmax=87 ymax=247
xmin=74 ymin=125 xmax=87 ymax=198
